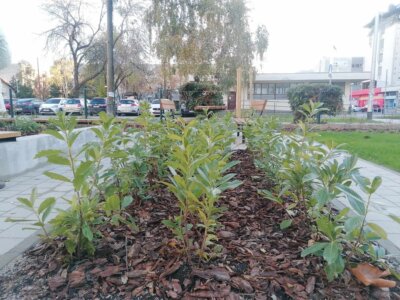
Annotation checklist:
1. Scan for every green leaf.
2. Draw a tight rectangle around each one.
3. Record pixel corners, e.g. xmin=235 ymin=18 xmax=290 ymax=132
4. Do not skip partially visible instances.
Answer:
xmin=47 ymin=155 xmax=70 ymax=166
xmin=82 ymin=223 xmax=93 ymax=241
xmin=388 ymin=214 xmax=400 ymax=224
xmin=38 ymin=197 xmax=56 ymax=214
xmin=344 ymin=215 xmax=363 ymax=233
xmin=65 ymin=239 xmax=76 ymax=255
xmin=43 ymin=129 xmax=65 ymax=140
xmin=68 ymin=131 xmax=81 ymax=148
xmin=44 ymin=171 xmax=71 ymax=183
xmin=336 ymin=183 xmax=364 ymax=204
xmin=16 ymin=197 xmax=33 ymax=209
xmin=324 ymin=255 xmax=345 ymax=281
xmin=367 ymin=222 xmax=387 ymax=239
xmin=76 ymin=160 xmax=94 ymax=177
xmin=279 ymin=219 xmax=292 ymax=230
xmin=121 ymin=196 xmax=133 ymax=209
xmin=370 ymin=176 xmax=382 ymax=194
xmin=258 ymin=189 xmax=283 ymax=204
xmin=301 ymin=242 xmax=328 ymax=257
xmin=35 ymin=149 xmax=63 ymax=159
xmin=334 ymin=207 xmax=350 ymax=221
xmin=314 ymin=187 xmax=331 ymax=207
xmin=302 ymin=172 xmax=318 ymax=183
xmin=323 ymin=242 xmax=340 ymax=265
xmin=42 ymin=206 xmax=54 ymax=222
xmin=317 ymin=216 xmax=336 ymax=240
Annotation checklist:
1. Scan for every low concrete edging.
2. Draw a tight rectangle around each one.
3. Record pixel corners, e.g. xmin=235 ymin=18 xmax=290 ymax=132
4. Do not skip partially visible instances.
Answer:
xmin=0 ymin=127 xmax=98 ymax=181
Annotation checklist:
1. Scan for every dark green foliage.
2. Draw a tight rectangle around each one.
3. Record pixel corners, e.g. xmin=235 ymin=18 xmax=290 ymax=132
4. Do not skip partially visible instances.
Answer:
xmin=0 ymin=117 xmax=43 ymax=135
xmin=179 ymin=81 xmax=223 ymax=110
xmin=49 ymin=83 xmax=62 ymax=98
xmin=16 ymin=84 xmax=34 ymax=98
xmin=287 ymin=84 xmax=343 ymax=122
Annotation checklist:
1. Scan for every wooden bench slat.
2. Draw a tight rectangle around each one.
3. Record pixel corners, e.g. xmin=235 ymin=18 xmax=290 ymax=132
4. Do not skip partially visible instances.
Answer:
xmin=160 ymin=99 xmax=176 ymax=110
xmin=194 ymin=105 xmax=226 ymax=111
xmin=0 ymin=131 xmax=21 ymax=139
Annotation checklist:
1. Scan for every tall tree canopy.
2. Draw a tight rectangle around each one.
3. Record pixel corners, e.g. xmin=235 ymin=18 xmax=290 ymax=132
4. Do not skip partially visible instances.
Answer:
xmin=43 ymin=0 xmax=148 ymax=97
xmin=146 ymin=0 xmax=269 ymax=90
xmin=0 ymin=30 xmax=11 ymax=70
xmin=42 ymin=0 xmax=105 ymax=97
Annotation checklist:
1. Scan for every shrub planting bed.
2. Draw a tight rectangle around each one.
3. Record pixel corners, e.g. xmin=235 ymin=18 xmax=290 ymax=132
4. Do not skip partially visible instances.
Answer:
xmin=1 ymin=108 xmax=400 ymax=299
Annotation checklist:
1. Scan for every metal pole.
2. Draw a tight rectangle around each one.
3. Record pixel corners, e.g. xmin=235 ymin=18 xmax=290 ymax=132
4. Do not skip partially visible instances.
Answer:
xmin=368 ymin=14 xmax=380 ymax=120
xmin=349 ymin=83 xmax=353 ymax=115
xmin=9 ymin=88 xmax=14 ymax=118
xmin=106 ymin=0 xmax=115 ymax=116
xmin=236 ymin=68 xmax=242 ymax=118
xmin=384 ymin=69 xmax=388 ymax=114
xmin=84 ymin=87 xmax=88 ymax=119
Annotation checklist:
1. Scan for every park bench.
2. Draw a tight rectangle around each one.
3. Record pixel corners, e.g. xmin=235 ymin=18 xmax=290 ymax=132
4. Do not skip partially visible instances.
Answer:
xmin=160 ymin=99 xmax=176 ymax=121
xmin=234 ymin=100 xmax=267 ymax=143
xmin=0 ymin=131 xmax=21 ymax=142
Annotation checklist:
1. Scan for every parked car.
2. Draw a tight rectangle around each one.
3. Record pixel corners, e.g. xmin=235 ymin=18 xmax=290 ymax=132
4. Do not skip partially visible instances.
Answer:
xmin=88 ymin=98 xmax=107 ymax=115
xmin=149 ymin=99 xmax=160 ymax=116
xmin=14 ymin=98 xmax=43 ymax=114
xmin=117 ymin=99 xmax=140 ymax=116
xmin=61 ymin=98 xmax=83 ymax=114
xmin=352 ymin=105 xmax=362 ymax=112
xmin=373 ymin=104 xmax=382 ymax=112
xmin=39 ymin=98 xmax=66 ymax=115
xmin=180 ymin=102 xmax=196 ymax=117
xmin=359 ymin=104 xmax=382 ymax=112
xmin=3 ymin=99 xmax=11 ymax=112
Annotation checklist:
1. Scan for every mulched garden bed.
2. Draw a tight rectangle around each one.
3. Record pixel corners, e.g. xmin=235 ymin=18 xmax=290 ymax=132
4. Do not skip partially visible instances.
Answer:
xmin=1 ymin=150 xmax=400 ymax=299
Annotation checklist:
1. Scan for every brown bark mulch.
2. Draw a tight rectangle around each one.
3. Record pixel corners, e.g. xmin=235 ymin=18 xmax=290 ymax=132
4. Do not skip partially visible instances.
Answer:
xmin=1 ymin=150 xmax=400 ymax=299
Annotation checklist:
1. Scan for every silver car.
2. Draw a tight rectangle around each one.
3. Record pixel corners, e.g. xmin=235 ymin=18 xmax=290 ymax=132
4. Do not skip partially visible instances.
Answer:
xmin=61 ymin=99 xmax=83 ymax=114
xmin=117 ymin=99 xmax=140 ymax=116
xmin=39 ymin=98 xmax=66 ymax=115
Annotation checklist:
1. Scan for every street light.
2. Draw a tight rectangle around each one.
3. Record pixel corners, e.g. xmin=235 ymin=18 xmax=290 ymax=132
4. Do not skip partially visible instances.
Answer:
xmin=349 ymin=82 xmax=354 ymax=114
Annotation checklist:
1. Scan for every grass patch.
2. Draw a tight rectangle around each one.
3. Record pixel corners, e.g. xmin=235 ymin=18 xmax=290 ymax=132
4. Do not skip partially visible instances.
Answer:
xmin=375 ymin=115 xmax=400 ymax=120
xmin=316 ymin=131 xmax=400 ymax=172
xmin=321 ymin=115 xmax=378 ymax=124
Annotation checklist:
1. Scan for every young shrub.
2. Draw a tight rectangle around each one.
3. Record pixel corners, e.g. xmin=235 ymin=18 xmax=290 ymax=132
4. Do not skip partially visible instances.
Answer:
xmin=163 ymin=117 xmax=241 ymax=260
xmin=35 ymin=113 xmax=99 ymax=257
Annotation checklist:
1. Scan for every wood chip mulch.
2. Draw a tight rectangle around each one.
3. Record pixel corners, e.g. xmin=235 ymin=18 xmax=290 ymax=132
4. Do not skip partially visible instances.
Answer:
xmin=1 ymin=150 xmax=400 ymax=299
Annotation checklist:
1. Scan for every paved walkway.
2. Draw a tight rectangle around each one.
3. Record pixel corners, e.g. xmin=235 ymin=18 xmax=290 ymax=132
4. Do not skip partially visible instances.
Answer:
xmin=1 ymin=144 xmax=400 ymax=268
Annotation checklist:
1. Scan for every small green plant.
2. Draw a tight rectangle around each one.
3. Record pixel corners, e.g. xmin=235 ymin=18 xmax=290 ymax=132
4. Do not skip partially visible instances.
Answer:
xmin=163 ymin=117 xmax=241 ymax=260
xmin=245 ymin=116 xmax=394 ymax=281
xmin=35 ymin=113 xmax=99 ymax=257
xmin=2 ymin=116 xmax=43 ymax=135
xmin=5 ymin=188 xmax=55 ymax=241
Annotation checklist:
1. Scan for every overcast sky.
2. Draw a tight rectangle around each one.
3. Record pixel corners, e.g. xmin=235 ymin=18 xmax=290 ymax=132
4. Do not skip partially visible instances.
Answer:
xmin=0 ymin=0 xmax=398 ymax=73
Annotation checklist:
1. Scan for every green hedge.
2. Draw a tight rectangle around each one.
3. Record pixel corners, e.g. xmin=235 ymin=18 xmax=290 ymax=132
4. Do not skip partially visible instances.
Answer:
xmin=287 ymin=84 xmax=343 ymax=122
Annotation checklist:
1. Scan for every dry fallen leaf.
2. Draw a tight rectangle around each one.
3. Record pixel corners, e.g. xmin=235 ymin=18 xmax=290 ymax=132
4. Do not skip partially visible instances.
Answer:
xmin=68 ymin=270 xmax=85 ymax=288
xmin=350 ymin=263 xmax=396 ymax=288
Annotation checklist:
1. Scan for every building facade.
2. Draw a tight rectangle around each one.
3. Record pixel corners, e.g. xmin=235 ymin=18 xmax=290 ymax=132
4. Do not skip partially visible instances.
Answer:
xmin=250 ymin=72 xmax=370 ymax=112
xmin=318 ymin=57 xmax=365 ymax=73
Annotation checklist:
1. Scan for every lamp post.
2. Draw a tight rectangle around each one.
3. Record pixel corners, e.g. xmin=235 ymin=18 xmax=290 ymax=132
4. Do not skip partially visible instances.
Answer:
xmin=368 ymin=14 xmax=380 ymax=120
xmin=106 ymin=0 xmax=115 ymax=116
xmin=349 ymin=82 xmax=354 ymax=114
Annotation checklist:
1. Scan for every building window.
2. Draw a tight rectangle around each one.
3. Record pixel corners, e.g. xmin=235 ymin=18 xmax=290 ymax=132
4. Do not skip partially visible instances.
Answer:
xmin=254 ymin=83 xmax=262 ymax=95
xmin=261 ymin=83 xmax=269 ymax=94
xmin=276 ymin=83 xmax=290 ymax=95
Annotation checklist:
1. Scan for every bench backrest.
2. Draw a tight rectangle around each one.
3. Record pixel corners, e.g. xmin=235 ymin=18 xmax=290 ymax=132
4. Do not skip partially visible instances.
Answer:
xmin=250 ymin=100 xmax=267 ymax=116
xmin=160 ymin=99 xmax=176 ymax=111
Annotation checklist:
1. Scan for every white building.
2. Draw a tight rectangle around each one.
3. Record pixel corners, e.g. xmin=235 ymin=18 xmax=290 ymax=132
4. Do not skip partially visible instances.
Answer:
xmin=367 ymin=5 xmax=400 ymax=87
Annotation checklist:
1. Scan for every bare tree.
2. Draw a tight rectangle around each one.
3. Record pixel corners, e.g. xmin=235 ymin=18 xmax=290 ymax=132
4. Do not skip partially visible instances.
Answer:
xmin=42 ymin=0 xmax=105 ymax=97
